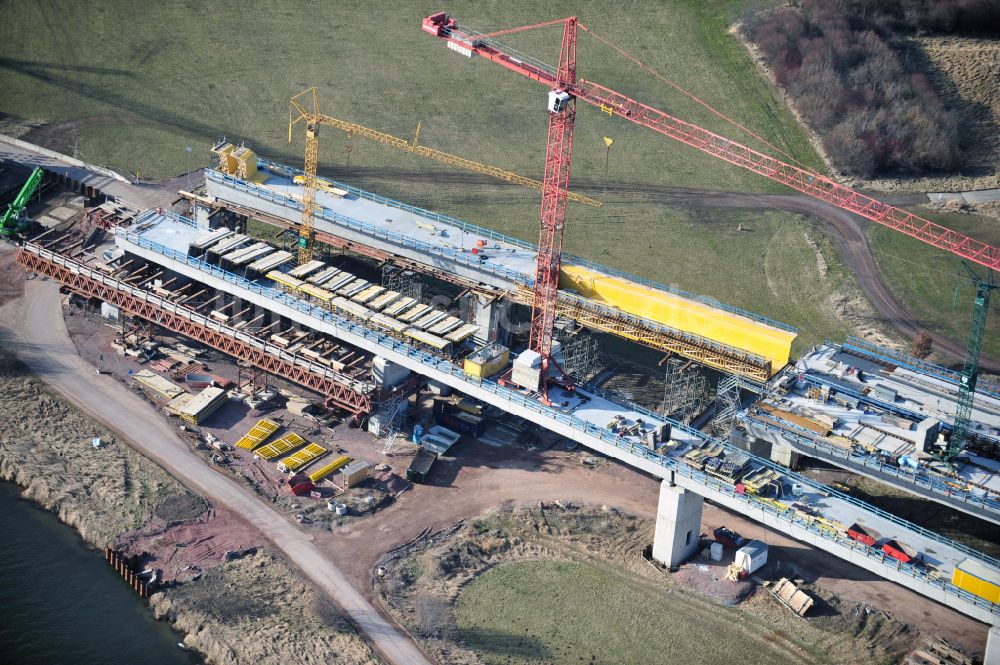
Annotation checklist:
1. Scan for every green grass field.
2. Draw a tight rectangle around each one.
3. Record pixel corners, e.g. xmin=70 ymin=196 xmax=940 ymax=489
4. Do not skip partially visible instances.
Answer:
xmin=455 ymin=560 xmax=809 ymax=665
xmin=868 ymin=210 xmax=1000 ymax=361
xmin=4 ymin=1 xmax=990 ymax=357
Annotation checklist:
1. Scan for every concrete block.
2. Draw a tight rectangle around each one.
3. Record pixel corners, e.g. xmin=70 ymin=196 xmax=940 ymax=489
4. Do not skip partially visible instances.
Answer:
xmin=652 ymin=481 xmax=703 ymax=568
xmin=372 ymin=356 xmax=411 ymax=391
xmin=426 ymin=379 xmax=451 ymax=396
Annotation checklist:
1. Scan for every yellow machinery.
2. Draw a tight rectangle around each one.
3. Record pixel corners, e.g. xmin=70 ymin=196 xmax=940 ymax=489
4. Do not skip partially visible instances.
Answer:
xmin=213 ymin=143 xmax=267 ymax=183
xmin=951 ymin=558 xmax=1000 ymax=604
xmin=463 ymin=343 xmax=510 ymax=378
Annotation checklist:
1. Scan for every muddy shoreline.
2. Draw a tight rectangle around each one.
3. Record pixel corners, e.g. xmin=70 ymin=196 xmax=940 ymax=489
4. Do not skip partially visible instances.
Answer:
xmin=0 ymin=348 xmax=376 ymax=665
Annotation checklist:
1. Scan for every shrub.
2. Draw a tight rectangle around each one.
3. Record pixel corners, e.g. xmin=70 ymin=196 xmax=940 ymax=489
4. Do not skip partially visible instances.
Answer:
xmin=745 ymin=0 xmax=964 ymax=177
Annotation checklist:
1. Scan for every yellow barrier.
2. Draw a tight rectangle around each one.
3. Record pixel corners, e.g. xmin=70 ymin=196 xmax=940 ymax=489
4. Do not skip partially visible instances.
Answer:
xmin=255 ymin=432 xmax=306 ymax=461
xmin=235 ymin=419 xmax=280 ymax=450
xmin=559 ymin=264 xmax=796 ymax=374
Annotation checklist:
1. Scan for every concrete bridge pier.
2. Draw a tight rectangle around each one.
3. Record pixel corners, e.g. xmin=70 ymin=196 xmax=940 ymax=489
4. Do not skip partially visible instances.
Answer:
xmin=469 ymin=293 xmax=510 ymax=346
xmin=651 ymin=478 xmax=703 ymax=569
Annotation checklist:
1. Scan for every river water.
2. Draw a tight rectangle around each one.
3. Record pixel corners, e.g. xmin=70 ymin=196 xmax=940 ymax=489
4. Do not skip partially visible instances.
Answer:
xmin=0 ymin=481 xmax=201 ymax=664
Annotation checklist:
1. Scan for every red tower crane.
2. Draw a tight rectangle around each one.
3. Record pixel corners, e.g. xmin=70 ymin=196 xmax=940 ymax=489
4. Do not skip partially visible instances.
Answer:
xmin=421 ymin=12 xmax=1000 ymax=405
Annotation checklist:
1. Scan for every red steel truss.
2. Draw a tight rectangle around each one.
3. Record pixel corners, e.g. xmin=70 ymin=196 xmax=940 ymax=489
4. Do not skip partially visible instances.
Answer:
xmin=16 ymin=245 xmax=372 ymax=415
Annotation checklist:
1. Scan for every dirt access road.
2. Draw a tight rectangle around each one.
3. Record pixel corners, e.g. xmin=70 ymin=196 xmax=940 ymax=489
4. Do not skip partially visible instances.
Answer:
xmin=0 ymin=275 xmax=431 ymax=665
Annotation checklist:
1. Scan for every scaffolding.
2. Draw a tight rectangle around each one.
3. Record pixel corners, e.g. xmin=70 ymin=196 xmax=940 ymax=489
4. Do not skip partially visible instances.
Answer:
xmin=237 ymin=365 xmax=268 ymax=396
xmin=382 ymin=265 xmax=422 ymax=301
xmin=374 ymin=393 xmax=406 ymax=455
xmin=713 ymin=375 xmax=742 ymax=438
xmin=660 ymin=359 xmax=708 ymax=423
xmin=559 ymin=332 xmax=604 ymax=382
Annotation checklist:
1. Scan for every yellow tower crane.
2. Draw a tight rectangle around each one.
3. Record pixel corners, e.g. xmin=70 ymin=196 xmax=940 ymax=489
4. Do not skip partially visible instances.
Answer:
xmin=288 ymin=88 xmax=600 ymax=264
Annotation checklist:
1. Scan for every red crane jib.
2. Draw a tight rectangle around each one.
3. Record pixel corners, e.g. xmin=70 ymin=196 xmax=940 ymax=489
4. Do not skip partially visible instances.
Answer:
xmin=421 ymin=12 xmax=1000 ymax=271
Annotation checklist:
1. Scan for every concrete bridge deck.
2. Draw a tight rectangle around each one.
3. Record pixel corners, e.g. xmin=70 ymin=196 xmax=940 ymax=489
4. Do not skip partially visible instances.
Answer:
xmin=106 ymin=213 xmax=1000 ymax=625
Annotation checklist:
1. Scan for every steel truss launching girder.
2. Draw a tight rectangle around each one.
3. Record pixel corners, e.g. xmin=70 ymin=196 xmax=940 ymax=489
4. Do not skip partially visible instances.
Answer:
xmin=16 ymin=244 xmax=372 ymax=415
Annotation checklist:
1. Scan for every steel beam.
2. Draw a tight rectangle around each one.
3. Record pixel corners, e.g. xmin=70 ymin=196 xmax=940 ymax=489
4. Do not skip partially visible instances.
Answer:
xmin=16 ymin=245 xmax=372 ymax=414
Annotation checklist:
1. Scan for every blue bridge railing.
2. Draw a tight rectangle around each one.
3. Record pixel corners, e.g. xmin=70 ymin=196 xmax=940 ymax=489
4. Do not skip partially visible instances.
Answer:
xmin=116 ymin=225 xmax=1000 ymax=615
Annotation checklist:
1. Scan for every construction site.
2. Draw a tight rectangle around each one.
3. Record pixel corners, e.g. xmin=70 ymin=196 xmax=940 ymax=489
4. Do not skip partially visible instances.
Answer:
xmin=2 ymin=8 xmax=1000 ymax=665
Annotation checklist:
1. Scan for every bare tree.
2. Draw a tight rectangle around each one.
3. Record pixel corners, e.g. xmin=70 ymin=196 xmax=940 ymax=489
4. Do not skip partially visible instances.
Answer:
xmin=911 ymin=331 xmax=933 ymax=359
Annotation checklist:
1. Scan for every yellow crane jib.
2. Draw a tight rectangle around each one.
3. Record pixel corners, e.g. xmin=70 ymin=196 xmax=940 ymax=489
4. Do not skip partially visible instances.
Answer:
xmin=290 ymin=92 xmax=600 ymax=208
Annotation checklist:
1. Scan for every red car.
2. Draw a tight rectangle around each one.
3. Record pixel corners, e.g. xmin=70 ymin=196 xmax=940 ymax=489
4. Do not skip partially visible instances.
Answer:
xmin=713 ymin=526 xmax=745 ymax=549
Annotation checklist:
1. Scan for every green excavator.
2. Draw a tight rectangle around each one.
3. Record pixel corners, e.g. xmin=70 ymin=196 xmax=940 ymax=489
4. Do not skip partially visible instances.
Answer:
xmin=0 ymin=166 xmax=44 ymax=238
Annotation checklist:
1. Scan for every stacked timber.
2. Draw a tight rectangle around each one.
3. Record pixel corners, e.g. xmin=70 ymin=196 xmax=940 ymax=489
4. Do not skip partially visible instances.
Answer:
xmin=179 ymin=386 xmax=228 ymax=425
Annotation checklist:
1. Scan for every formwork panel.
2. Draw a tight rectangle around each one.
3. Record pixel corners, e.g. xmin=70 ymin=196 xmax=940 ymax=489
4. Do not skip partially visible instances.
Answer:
xmin=560 ymin=264 xmax=796 ymax=373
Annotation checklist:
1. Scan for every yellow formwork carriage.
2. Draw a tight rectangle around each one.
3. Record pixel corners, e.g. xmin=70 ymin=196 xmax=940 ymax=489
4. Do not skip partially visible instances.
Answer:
xmin=559 ymin=264 xmax=796 ymax=375
xmin=231 ymin=145 xmax=268 ymax=183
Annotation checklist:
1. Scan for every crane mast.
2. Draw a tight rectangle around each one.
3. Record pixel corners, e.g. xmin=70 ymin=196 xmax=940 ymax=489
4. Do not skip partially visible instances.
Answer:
xmin=528 ymin=17 xmax=577 ymax=402
xmin=289 ymin=87 xmax=321 ymax=265
xmin=950 ymin=265 xmax=996 ymax=458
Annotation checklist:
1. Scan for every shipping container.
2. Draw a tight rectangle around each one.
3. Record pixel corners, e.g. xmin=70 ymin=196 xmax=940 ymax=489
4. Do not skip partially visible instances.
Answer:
xmin=951 ymin=558 xmax=1000 ymax=604
xmin=341 ymin=460 xmax=371 ymax=489
xmin=735 ymin=540 xmax=768 ymax=574
xmin=439 ymin=410 xmax=484 ymax=438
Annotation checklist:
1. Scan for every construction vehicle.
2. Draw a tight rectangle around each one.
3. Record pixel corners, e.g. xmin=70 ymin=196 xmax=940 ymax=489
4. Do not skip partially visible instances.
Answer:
xmin=1 ymin=167 xmax=43 ymax=238
xmin=421 ymin=12 xmax=1000 ymax=428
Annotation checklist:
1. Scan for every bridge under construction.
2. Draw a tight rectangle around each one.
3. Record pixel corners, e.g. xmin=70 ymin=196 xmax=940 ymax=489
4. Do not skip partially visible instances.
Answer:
xmin=13 ymin=148 xmax=1000 ymax=629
